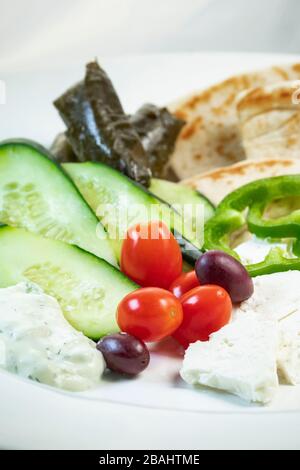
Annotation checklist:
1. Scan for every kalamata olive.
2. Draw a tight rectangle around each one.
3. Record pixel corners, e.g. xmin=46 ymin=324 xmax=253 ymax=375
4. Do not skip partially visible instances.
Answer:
xmin=195 ymin=250 xmax=254 ymax=303
xmin=96 ymin=333 xmax=150 ymax=376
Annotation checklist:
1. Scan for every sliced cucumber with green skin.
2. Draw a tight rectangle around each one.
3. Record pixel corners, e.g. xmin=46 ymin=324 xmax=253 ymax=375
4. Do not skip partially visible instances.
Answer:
xmin=63 ymin=162 xmax=203 ymax=262
xmin=0 ymin=140 xmax=116 ymax=266
xmin=149 ymin=178 xmax=215 ymax=223
xmin=0 ymin=226 xmax=136 ymax=339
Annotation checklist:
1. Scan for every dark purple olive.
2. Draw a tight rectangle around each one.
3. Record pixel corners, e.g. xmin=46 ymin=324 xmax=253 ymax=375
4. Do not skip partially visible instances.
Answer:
xmin=195 ymin=250 xmax=254 ymax=303
xmin=96 ymin=333 xmax=150 ymax=376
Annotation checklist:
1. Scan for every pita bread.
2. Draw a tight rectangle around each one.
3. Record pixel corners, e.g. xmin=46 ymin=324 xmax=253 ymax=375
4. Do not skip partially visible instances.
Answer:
xmin=237 ymin=81 xmax=300 ymax=161
xmin=168 ymin=64 xmax=300 ymax=180
xmin=182 ymin=158 xmax=300 ymax=206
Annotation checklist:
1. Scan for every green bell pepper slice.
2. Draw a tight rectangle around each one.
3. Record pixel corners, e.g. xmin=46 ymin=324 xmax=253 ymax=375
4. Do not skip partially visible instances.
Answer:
xmin=204 ymin=175 xmax=300 ymax=277
xmin=247 ymin=176 xmax=300 ymax=238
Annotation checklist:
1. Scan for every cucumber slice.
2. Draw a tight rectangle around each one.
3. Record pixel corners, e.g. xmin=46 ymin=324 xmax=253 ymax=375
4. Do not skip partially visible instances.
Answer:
xmin=0 ymin=226 xmax=136 ymax=339
xmin=63 ymin=162 xmax=203 ymax=261
xmin=0 ymin=140 xmax=116 ymax=266
xmin=149 ymin=178 xmax=215 ymax=223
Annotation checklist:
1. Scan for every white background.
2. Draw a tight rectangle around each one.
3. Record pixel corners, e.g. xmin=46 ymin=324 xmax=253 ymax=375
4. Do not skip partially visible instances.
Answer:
xmin=1 ymin=0 xmax=300 ymax=71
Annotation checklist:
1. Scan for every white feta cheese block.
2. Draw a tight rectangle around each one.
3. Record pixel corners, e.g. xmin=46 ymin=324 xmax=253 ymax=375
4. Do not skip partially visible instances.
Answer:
xmin=234 ymin=271 xmax=300 ymax=322
xmin=0 ymin=282 xmax=104 ymax=391
xmin=181 ymin=315 xmax=279 ymax=404
xmin=232 ymin=271 xmax=300 ymax=387
xmin=278 ymin=311 xmax=300 ymax=385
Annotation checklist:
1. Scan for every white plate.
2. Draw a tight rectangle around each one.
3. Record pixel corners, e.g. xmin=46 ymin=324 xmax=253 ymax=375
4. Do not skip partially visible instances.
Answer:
xmin=1 ymin=52 xmax=300 ymax=450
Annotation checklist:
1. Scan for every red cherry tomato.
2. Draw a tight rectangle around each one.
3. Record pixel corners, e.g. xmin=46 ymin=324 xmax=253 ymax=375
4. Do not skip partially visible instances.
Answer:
xmin=117 ymin=288 xmax=183 ymax=343
xmin=169 ymin=271 xmax=200 ymax=298
xmin=121 ymin=221 xmax=182 ymax=289
xmin=173 ymin=285 xmax=232 ymax=348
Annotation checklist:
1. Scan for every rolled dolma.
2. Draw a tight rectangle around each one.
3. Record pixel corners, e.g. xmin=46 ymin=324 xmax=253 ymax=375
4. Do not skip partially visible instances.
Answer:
xmin=130 ymin=104 xmax=185 ymax=178
xmin=50 ymin=132 xmax=75 ymax=163
xmin=53 ymin=62 xmax=185 ymax=183
xmin=54 ymin=61 xmax=151 ymax=186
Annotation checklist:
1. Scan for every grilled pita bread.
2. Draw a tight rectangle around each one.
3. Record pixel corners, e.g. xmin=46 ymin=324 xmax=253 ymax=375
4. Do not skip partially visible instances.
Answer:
xmin=182 ymin=158 xmax=300 ymax=206
xmin=237 ymin=82 xmax=300 ymax=161
xmin=169 ymin=64 xmax=300 ymax=180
